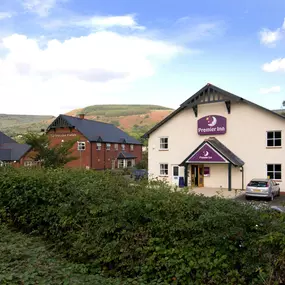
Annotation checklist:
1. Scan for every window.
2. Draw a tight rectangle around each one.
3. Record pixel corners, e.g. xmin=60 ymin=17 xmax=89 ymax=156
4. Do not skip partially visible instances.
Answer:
xmin=130 ymin=144 xmax=134 ymax=151
xmin=267 ymin=164 xmax=282 ymax=180
xmin=114 ymin=144 xmax=118 ymax=151
xmin=267 ymin=131 xmax=281 ymax=147
xmin=160 ymin=137 xmax=168 ymax=150
xmin=127 ymin=160 xmax=133 ymax=167
xmin=96 ymin=143 xmax=101 ymax=150
xmin=106 ymin=143 xmax=111 ymax=150
xmin=160 ymin=163 xmax=168 ymax=176
xmin=173 ymin=166 xmax=179 ymax=176
xmin=118 ymin=159 xmax=124 ymax=168
xmin=78 ymin=141 xmax=86 ymax=151
xmin=24 ymin=161 xmax=38 ymax=167
xmin=121 ymin=144 xmax=125 ymax=151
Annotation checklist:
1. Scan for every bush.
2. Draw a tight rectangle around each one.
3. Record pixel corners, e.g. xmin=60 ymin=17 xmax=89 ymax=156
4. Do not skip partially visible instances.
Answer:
xmin=0 ymin=167 xmax=285 ymax=284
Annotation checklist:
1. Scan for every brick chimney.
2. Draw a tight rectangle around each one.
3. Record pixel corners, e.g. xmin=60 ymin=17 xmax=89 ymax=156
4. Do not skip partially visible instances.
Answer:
xmin=79 ymin=113 xmax=85 ymax=120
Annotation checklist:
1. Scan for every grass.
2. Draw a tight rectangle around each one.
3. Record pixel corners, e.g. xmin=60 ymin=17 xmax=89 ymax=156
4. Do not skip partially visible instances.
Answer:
xmin=0 ymin=223 xmax=120 ymax=285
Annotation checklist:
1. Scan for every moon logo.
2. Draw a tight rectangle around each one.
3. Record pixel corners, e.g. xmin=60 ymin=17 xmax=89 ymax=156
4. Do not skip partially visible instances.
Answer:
xmin=208 ymin=116 xmax=217 ymax=127
xmin=203 ymin=151 xmax=209 ymax=157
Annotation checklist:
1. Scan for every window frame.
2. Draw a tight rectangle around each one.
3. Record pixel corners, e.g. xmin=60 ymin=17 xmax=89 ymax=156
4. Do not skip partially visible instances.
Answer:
xmin=267 ymin=164 xmax=282 ymax=180
xmin=266 ymin=131 xmax=282 ymax=147
xmin=130 ymin=144 xmax=134 ymax=151
xmin=114 ymin=144 xmax=118 ymax=151
xmin=106 ymin=143 xmax=111 ymax=151
xmin=77 ymin=141 xmax=86 ymax=151
xmin=96 ymin=142 xmax=102 ymax=151
xmin=121 ymin=144 xmax=125 ymax=151
xmin=160 ymin=163 xmax=169 ymax=176
xmin=159 ymin=137 xmax=169 ymax=150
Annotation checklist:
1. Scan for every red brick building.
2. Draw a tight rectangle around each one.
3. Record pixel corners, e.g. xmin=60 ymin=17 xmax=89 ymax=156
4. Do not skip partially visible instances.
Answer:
xmin=46 ymin=114 xmax=143 ymax=170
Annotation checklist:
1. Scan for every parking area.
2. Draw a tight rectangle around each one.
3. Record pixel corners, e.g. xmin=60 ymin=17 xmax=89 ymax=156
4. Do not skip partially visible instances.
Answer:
xmin=235 ymin=193 xmax=285 ymax=207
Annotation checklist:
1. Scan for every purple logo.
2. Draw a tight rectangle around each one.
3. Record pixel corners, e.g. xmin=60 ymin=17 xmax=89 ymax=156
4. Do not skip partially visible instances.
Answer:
xmin=197 ymin=115 xmax=226 ymax=135
xmin=187 ymin=143 xmax=227 ymax=163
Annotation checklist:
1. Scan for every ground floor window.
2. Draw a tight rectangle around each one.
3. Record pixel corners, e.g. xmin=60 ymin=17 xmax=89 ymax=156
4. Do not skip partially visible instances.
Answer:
xmin=267 ymin=164 xmax=282 ymax=180
xmin=118 ymin=159 xmax=135 ymax=168
xmin=160 ymin=163 xmax=168 ymax=176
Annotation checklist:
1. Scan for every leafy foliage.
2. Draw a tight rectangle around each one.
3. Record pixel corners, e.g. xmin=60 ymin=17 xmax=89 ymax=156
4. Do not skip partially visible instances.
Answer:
xmin=0 ymin=167 xmax=285 ymax=284
xmin=22 ymin=132 xmax=78 ymax=168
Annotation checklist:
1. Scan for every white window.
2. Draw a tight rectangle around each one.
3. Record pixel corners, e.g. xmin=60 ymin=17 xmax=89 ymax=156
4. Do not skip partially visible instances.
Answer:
xmin=121 ymin=144 xmax=125 ymax=151
xmin=130 ymin=144 xmax=134 ymax=151
xmin=96 ymin=143 xmax=101 ymax=150
xmin=24 ymin=161 xmax=37 ymax=167
xmin=78 ymin=141 xmax=86 ymax=151
xmin=106 ymin=143 xmax=111 ymax=150
xmin=118 ymin=159 xmax=124 ymax=168
xmin=160 ymin=163 xmax=169 ymax=176
xmin=160 ymin=137 xmax=168 ymax=150
xmin=267 ymin=164 xmax=282 ymax=180
xmin=267 ymin=131 xmax=281 ymax=147
xmin=114 ymin=144 xmax=118 ymax=151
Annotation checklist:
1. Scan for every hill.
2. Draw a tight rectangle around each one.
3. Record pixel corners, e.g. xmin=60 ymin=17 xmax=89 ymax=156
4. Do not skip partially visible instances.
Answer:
xmin=0 ymin=105 xmax=173 ymax=141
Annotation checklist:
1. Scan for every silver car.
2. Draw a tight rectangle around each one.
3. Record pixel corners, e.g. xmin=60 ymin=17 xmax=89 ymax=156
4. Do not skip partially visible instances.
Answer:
xmin=246 ymin=178 xmax=280 ymax=201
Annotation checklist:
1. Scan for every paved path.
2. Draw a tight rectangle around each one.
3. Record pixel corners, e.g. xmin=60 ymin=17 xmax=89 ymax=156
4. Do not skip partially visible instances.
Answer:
xmin=235 ymin=193 xmax=285 ymax=207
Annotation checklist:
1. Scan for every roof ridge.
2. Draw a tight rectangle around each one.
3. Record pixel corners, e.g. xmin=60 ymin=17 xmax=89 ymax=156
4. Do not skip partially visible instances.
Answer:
xmin=62 ymin=114 xmax=115 ymax=126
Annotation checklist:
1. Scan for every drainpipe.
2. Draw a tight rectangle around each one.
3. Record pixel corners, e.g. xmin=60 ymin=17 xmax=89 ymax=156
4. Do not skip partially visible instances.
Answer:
xmin=228 ymin=163 xmax=232 ymax=191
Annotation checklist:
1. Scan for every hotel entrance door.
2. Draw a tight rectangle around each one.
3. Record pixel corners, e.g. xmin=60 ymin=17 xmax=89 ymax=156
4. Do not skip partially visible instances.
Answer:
xmin=191 ymin=165 xmax=204 ymax=187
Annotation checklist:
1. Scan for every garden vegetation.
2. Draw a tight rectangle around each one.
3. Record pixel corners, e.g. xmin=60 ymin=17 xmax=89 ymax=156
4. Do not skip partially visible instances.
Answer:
xmin=0 ymin=167 xmax=285 ymax=284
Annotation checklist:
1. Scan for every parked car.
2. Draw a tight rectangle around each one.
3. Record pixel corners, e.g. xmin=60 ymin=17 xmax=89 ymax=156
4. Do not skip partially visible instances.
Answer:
xmin=130 ymin=169 xmax=148 ymax=181
xmin=246 ymin=178 xmax=280 ymax=201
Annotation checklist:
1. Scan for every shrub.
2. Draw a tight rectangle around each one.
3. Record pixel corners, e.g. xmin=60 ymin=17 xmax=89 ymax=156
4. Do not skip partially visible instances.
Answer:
xmin=0 ymin=167 xmax=285 ymax=284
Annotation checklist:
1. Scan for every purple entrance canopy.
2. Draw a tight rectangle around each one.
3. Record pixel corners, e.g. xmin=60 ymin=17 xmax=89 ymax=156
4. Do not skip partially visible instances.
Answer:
xmin=186 ymin=143 xmax=228 ymax=163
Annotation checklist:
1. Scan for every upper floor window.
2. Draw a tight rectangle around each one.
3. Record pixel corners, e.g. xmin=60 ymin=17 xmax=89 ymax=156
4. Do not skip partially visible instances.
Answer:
xmin=267 ymin=164 xmax=282 ymax=180
xmin=267 ymin=131 xmax=281 ymax=147
xmin=114 ymin=144 xmax=118 ymax=151
xmin=121 ymin=144 xmax=125 ymax=151
xmin=160 ymin=137 xmax=168 ymax=150
xmin=106 ymin=143 xmax=111 ymax=150
xmin=78 ymin=141 xmax=86 ymax=151
xmin=96 ymin=143 xmax=102 ymax=150
xmin=160 ymin=163 xmax=169 ymax=176
xmin=130 ymin=144 xmax=134 ymax=151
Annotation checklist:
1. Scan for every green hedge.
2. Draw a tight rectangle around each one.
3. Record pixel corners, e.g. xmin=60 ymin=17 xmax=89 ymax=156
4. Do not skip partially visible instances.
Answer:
xmin=0 ymin=167 xmax=285 ymax=284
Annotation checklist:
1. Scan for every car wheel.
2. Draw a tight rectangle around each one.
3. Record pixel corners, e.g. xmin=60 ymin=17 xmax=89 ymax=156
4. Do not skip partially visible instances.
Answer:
xmin=245 ymin=195 xmax=251 ymax=200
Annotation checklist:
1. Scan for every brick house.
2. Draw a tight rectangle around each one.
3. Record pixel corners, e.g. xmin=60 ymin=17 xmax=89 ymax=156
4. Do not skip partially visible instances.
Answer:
xmin=46 ymin=114 xmax=143 ymax=170
xmin=0 ymin=131 xmax=34 ymax=167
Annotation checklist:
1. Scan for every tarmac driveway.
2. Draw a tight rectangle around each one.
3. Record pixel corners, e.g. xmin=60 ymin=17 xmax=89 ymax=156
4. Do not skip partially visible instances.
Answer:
xmin=235 ymin=193 xmax=285 ymax=207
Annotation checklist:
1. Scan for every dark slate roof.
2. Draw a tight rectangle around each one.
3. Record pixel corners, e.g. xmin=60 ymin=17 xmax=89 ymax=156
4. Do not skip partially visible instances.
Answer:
xmin=0 ymin=131 xmax=17 ymax=144
xmin=117 ymin=151 xmax=137 ymax=159
xmin=0 ymin=149 xmax=12 ymax=161
xmin=47 ymin=115 xmax=142 ymax=145
xmin=143 ymin=83 xmax=285 ymax=138
xmin=180 ymin=137 xmax=244 ymax=167
xmin=0 ymin=143 xmax=31 ymax=161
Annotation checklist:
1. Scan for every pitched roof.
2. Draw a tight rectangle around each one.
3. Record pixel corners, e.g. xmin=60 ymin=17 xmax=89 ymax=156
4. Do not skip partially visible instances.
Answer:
xmin=117 ymin=151 xmax=137 ymax=159
xmin=143 ymin=83 xmax=285 ymax=138
xmin=0 ymin=131 xmax=17 ymax=144
xmin=47 ymin=115 xmax=142 ymax=145
xmin=0 ymin=142 xmax=31 ymax=161
xmin=180 ymin=137 xmax=244 ymax=167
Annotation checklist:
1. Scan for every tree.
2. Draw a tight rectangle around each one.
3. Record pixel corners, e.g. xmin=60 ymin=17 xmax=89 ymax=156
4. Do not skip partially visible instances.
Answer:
xmin=23 ymin=132 xmax=78 ymax=168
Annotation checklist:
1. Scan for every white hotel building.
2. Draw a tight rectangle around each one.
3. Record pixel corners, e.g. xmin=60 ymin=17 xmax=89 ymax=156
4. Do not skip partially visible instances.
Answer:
xmin=143 ymin=84 xmax=285 ymax=192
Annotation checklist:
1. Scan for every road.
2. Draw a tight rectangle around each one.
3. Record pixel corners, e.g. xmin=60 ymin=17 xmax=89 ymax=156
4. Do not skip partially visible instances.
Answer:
xmin=236 ymin=194 xmax=285 ymax=207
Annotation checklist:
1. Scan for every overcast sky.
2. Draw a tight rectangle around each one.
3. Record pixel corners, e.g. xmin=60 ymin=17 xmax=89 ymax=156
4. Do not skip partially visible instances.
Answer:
xmin=0 ymin=0 xmax=285 ymax=115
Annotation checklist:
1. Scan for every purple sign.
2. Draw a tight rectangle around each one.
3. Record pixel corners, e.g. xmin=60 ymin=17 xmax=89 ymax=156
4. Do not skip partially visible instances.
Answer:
xmin=187 ymin=143 xmax=227 ymax=163
xmin=197 ymin=115 xmax=226 ymax=135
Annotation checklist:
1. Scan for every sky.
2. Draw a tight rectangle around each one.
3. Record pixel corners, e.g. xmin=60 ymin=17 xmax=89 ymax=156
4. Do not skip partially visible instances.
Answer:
xmin=0 ymin=0 xmax=285 ymax=115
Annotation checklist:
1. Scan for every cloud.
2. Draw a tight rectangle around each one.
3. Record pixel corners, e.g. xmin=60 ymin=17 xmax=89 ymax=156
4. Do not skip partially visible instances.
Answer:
xmin=0 ymin=12 xmax=12 ymax=20
xmin=42 ymin=14 xmax=145 ymax=31
xmin=262 ymin=58 xmax=285 ymax=72
xmin=259 ymin=86 xmax=281 ymax=94
xmin=260 ymin=18 xmax=285 ymax=46
xmin=0 ymin=31 xmax=183 ymax=115
xmin=76 ymin=15 xmax=145 ymax=30
xmin=21 ymin=0 xmax=65 ymax=17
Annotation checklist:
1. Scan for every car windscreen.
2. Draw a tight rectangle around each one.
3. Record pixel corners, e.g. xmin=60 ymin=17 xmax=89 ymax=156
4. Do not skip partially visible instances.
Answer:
xmin=248 ymin=181 xmax=268 ymax=187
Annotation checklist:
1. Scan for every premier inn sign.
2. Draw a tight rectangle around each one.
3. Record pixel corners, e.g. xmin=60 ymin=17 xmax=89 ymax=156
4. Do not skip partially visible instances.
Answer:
xmin=197 ymin=115 xmax=227 ymax=135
